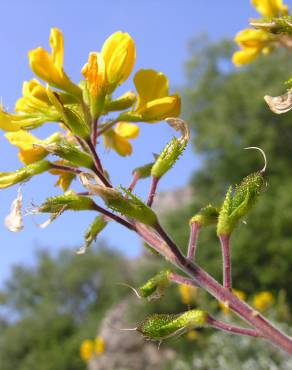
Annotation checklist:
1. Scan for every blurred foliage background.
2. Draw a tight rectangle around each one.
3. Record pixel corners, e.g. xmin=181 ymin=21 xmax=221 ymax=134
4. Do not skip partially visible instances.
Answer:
xmin=1 ymin=39 xmax=292 ymax=370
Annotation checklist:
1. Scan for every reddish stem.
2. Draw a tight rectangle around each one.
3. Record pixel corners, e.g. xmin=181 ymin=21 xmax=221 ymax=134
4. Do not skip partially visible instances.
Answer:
xmin=86 ymin=140 xmax=112 ymax=188
xmin=187 ymin=222 xmax=201 ymax=260
xmin=169 ymin=272 xmax=198 ymax=287
xmin=92 ymin=203 xmax=135 ymax=231
xmin=207 ymin=316 xmax=261 ymax=338
xmin=147 ymin=176 xmax=159 ymax=207
xmin=219 ymin=234 xmax=232 ymax=291
xmin=92 ymin=119 xmax=98 ymax=146
xmin=50 ymin=163 xmax=82 ymax=175
xmin=138 ymin=222 xmax=292 ymax=354
xmin=128 ymin=172 xmax=140 ymax=192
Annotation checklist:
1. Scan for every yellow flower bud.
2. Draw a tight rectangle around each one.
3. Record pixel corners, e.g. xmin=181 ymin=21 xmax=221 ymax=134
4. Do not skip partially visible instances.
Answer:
xmin=101 ymin=31 xmax=136 ymax=92
xmin=81 ymin=52 xmax=106 ymax=119
xmin=251 ymin=0 xmax=289 ymax=17
xmin=28 ymin=28 xmax=81 ymax=97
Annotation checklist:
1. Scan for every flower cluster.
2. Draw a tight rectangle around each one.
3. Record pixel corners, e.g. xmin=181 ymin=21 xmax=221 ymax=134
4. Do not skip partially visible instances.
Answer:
xmin=80 ymin=336 xmax=105 ymax=362
xmin=232 ymin=0 xmax=290 ymax=66
xmin=0 ymin=28 xmax=180 ymax=193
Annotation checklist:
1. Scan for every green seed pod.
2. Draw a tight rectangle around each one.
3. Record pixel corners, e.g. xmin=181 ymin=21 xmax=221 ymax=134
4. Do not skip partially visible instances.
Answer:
xmin=138 ymin=270 xmax=171 ymax=301
xmin=41 ymin=140 xmax=94 ymax=170
xmin=38 ymin=193 xmax=97 ymax=214
xmin=76 ymin=215 xmax=107 ymax=254
xmin=151 ymin=137 xmax=187 ymax=179
xmin=0 ymin=160 xmax=52 ymax=189
xmin=105 ymin=91 xmax=136 ymax=112
xmin=190 ymin=204 xmax=219 ymax=227
xmin=151 ymin=118 xmax=189 ymax=179
xmin=217 ymin=171 xmax=266 ymax=236
xmin=137 ymin=309 xmax=208 ymax=341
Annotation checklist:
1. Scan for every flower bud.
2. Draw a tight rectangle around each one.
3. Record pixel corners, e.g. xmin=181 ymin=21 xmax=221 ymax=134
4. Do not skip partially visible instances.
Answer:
xmin=101 ymin=31 xmax=136 ymax=92
xmin=190 ymin=204 xmax=219 ymax=227
xmin=105 ymin=91 xmax=136 ymax=112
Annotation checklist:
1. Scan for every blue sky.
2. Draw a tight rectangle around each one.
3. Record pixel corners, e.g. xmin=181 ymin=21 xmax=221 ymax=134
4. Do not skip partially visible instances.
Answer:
xmin=0 ymin=0 xmax=282 ymax=283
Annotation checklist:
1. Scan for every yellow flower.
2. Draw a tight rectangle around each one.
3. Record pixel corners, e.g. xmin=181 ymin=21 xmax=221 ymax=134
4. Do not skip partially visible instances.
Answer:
xmin=178 ymin=284 xmax=198 ymax=306
xmin=28 ymin=28 xmax=81 ymax=97
xmin=253 ymin=291 xmax=274 ymax=311
xmin=15 ymin=79 xmax=52 ymax=114
xmin=132 ymin=69 xmax=181 ymax=122
xmin=251 ymin=0 xmax=289 ymax=17
xmin=94 ymin=336 xmax=105 ymax=355
xmin=232 ymin=29 xmax=273 ymax=66
xmin=219 ymin=289 xmax=247 ymax=315
xmin=103 ymin=122 xmax=139 ymax=156
xmin=5 ymin=130 xmax=60 ymax=165
xmin=81 ymin=52 xmax=106 ymax=118
xmin=80 ymin=339 xmax=94 ymax=362
xmin=101 ymin=31 xmax=136 ymax=92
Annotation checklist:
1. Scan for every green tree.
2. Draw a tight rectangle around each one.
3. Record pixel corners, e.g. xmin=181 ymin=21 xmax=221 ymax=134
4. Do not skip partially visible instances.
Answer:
xmin=164 ymin=38 xmax=292 ymax=299
xmin=0 ymin=246 xmax=132 ymax=370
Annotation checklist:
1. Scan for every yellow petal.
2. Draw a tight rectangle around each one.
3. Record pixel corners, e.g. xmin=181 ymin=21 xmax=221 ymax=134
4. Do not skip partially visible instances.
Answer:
xmin=81 ymin=52 xmax=106 ymax=98
xmin=0 ymin=110 xmax=26 ymax=131
xmin=232 ymin=48 xmax=260 ymax=66
xmin=103 ymin=129 xmax=133 ymax=156
xmin=113 ymin=135 xmax=133 ymax=156
xmin=5 ymin=130 xmax=60 ymax=165
xmin=28 ymin=29 xmax=81 ymax=97
xmin=49 ymin=28 xmax=64 ymax=71
xmin=140 ymin=95 xmax=181 ymax=122
xmin=115 ymin=122 xmax=139 ymax=139
xmin=101 ymin=31 xmax=136 ymax=88
xmin=134 ymin=69 xmax=169 ymax=111
xmin=54 ymin=172 xmax=75 ymax=192
xmin=251 ymin=0 xmax=289 ymax=17
xmin=235 ymin=29 xmax=271 ymax=49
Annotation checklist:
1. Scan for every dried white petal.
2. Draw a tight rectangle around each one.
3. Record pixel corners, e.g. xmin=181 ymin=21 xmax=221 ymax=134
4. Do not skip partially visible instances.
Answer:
xmin=165 ymin=117 xmax=190 ymax=141
xmin=264 ymin=92 xmax=292 ymax=114
xmin=5 ymin=188 xmax=24 ymax=232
